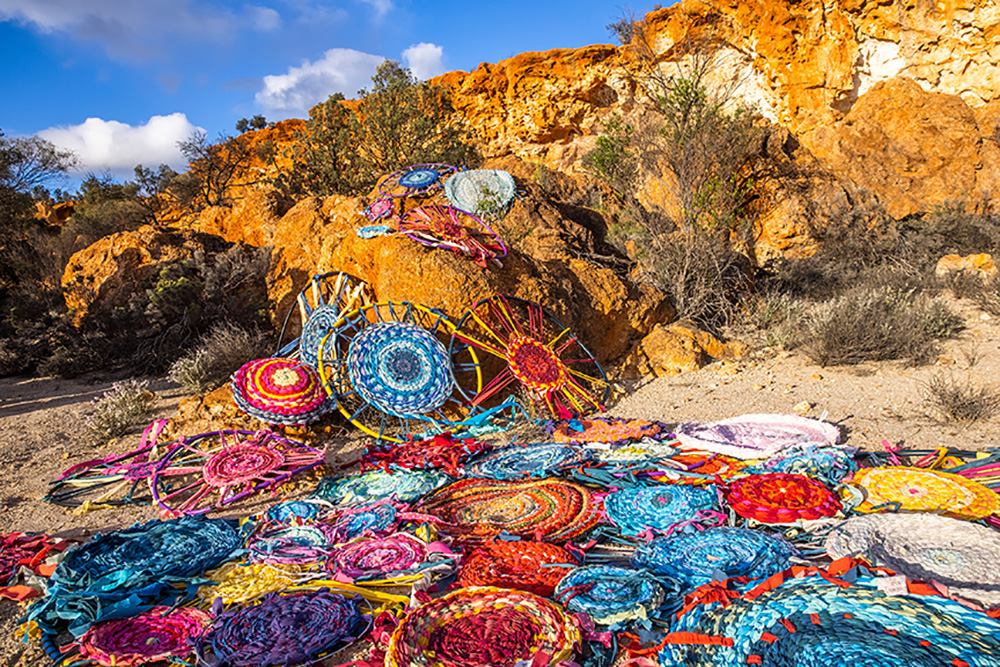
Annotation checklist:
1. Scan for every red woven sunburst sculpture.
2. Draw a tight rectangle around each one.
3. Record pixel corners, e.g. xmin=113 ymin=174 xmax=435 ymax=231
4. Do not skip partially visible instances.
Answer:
xmin=450 ymin=295 xmax=609 ymax=420
xmin=723 ymin=472 xmax=842 ymax=524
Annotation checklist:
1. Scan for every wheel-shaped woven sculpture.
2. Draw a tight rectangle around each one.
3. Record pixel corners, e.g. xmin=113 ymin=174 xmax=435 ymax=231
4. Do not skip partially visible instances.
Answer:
xmin=444 ymin=169 xmax=517 ymax=219
xmin=276 ymin=271 xmax=370 ymax=358
xmin=604 ymin=484 xmax=720 ymax=537
xmin=457 ymin=540 xmax=575 ymax=596
xmin=658 ymin=570 xmax=1000 ymax=667
xmin=231 ymin=358 xmax=333 ymax=425
xmin=631 ymin=527 xmax=796 ymax=591
xmin=399 ymin=204 xmax=508 ymax=267
xmin=555 ymin=565 xmax=674 ymax=625
xmin=317 ymin=301 xmax=483 ymax=442
xmin=378 ymin=163 xmax=459 ymax=198
xmin=386 ymin=587 xmax=580 ymax=667
xmin=450 ymin=295 xmax=610 ymax=420
xmin=151 ymin=430 xmax=326 ymax=517
xmin=849 ymin=466 xmax=1000 ymax=520
xmin=195 ymin=590 xmax=367 ymax=667
xmin=76 ymin=607 xmax=211 ymax=667
xmin=675 ymin=414 xmax=841 ymax=460
xmin=723 ymin=472 xmax=842 ymax=524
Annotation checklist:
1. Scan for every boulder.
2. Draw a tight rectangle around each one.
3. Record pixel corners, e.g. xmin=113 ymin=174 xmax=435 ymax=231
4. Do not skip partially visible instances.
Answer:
xmin=935 ymin=253 xmax=999 ymax=283
xmin=619 ymin=322 xmax=747 ymax=379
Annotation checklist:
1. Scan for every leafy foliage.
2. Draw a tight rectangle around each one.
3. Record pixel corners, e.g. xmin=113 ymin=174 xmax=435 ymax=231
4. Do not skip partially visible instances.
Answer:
xmin=0 ymin=129 xmax=76 ymax=234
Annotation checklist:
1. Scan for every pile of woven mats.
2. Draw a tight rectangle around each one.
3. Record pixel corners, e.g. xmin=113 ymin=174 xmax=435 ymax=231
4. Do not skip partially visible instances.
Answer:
xmin=15 ymin=406 xmax=1000 ymax=667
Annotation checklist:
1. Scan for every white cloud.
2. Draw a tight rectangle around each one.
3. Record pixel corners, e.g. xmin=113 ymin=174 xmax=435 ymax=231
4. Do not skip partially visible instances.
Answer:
xmin=248 ymin=5 xmax=281 ymax=30
xmin=358 ymin=0 xmax=392 ymax=19
xmin=255 ymin=48 xmax=384 ymax=116
xmin=38 ymin=113 xmax=203 ymax=177
xmin=402 ymin=42 xmax=444 ymax=81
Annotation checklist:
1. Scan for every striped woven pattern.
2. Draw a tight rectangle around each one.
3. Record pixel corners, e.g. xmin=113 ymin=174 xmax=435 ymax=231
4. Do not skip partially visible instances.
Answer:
xmin=78 ymin=606 xmax=210 ymax=667
xmin=759 ymin=445 xmax=858 ymax=486
xmin=330 ymin=533 xmax=430 ymax=582
xmin=555 ymin=565 xmax=671 ymax=626
xmin=387 ymin=586 xmax=579 ymax=667
xmin=724 ymin=473 xmax=842 ymax=524
xmin=419 ymin=478 xmax=599 ymax=543
xmin=604 ymin=485 xmax=718 ymax=537
xmin=311 ymin=470 xmax=448 ymax=505
xmin=463 ymin=442 xmax=591 ymax=480
xmin=231 ymin=358 xmax=331 ymax=425
xmin=299 ymin=304 xmax=342 ymax=369
xmin=850 ymin=466 xmax=1000 ymax=519
xmin=457 ymin=540 xmax=575 ymax=596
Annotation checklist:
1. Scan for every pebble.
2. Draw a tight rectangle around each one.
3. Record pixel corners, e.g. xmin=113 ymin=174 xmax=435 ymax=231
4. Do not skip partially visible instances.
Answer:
xmin=793 ymin=401 xmax=813 ymax=414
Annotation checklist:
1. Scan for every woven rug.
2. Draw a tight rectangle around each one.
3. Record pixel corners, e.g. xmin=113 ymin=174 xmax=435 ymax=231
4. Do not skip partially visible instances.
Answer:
xmin=825 ymin=513 xmax=1000 ymax=611
xmin=398 ymin=204 xmax=508 ymax=268
xmin=604 ymin=485 xmax=719 ymax=537
xmin=723 ymin=472 xmax=842 ymax=524
xmin=231 ymin=357 xmax=332 ymax=425
xmin=0 ymin=532 xmax=72 ymax=601
xmin=196 ymin=589 xmax=366 ymax=667
xmin=311 ymin=470 xmax=448 ymax=505
xmin=849 ymin=466 xmax=1000 ymax=520
xmin=386 ymin=586 xmax=579 ymax=667
xmin=547 ymin=417 xmax=674 ymax=445
xmin=657 ymin=569 xmax=1000 ymax=667
xmin=29 ymin=515 xmax=240 ymax=636
xmin=631 ymin=527 xmax=795 ymax=591
xmin=322 ymin=499 xmax=401 ymax=543
xmin=76 ymin=606 xmax=211 ymax=667
xmin=247 ymin=524 xmax=335 ymax=565
xmin=443 ymin=168 xmax=516 ymax=216
xmin=360 ymin=433 xmax=490 ymax=474
xmin=646 ymin=452 xmax=746 ymax=486
xmin=418 ymin=478 xmax=599 ymax=543
xmin=457 ymin=540 xmax=575 ymax=596
xmin=198 ymin=562 xmax=320 ymax=606
xmin=555 ymin=565 xmax=672 ymax=626
xmin=675 ymin=414 xmax=840 ymax=460
xmin=463 ymin=442 xmax=591 ymax=480
xmin=758 ymin=445 xmax=858 ymax=487
xmin=329 ymin=532 xmax=451 ymax=583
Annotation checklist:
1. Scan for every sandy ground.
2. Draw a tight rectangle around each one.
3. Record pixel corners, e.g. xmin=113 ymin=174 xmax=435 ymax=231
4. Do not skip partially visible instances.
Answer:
xmin=0 ymin=300 xmax=997 ymax=665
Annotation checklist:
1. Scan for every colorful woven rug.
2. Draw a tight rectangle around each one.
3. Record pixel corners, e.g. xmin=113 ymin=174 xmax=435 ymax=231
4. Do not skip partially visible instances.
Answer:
xmin=675 ymin=414 xmax=840 ymax=460
xmin=311 ymin=470 xmax=449 ymax=505
xmin=360 ymin=433 xmax=490 ymax=474
xmin=591 ymin=441 xmax=682 ymax=469
xmin=463 ymin=442 xmax=591 ymax=480
xmin=457 ymin=540 xmax=575 ymax=596
xmin=76 ymin=606 xmax=211 ymax=667
xmin=0 ymin=532 xmax=73 ymax=601
xmin=378 ymin=163 xmax=458 ymax=198
xmin=758 ymin=445 xmax=858 ymax=487
xmin=399 ymin=204 xmax=508 ymax=268
xmin=419 ymin=478 xmax=599 ymax=543
xmin=196 ymin=589 xmax=366 ymax=666
xmin=231 ymin=357 xmax=332 ymax=425
xmin=604 ymin=485 xmax=719 ymax=537
xmin=631 ymin=527 xmax=795 ymax=591
xmin=646 ymin=452 xmax=746 ymax=485
xmin=825 ymin=513 xmax=1000 ymax=611
xmin=443 ymin=168 xmax=516 ymax=218
xmin=656 ymin=567 xmax=1000 ymax=667
xmin=723 ymin=472 xmax=842 ymax=524
xmin=386 ymin=586 xmax=579 ymax=667
xmin=849 ymin=466 xmax=1000 ymax=520
xmin=555 ymin=565 xmax=671 ymax=626
xmin=29 ymin=515 xmax=240 ymax=636
xmin=547 ymin=417 xmax=674 ymax=445
xmin=198 ymin=562 xmax=320 ymax=606
xmin=329 ymin=532 xmax=455 ymax=584
xmin=247 ymin=524 xmax=336 ymax=565
xmin=321 ymin=499 xmax=402 ymax=543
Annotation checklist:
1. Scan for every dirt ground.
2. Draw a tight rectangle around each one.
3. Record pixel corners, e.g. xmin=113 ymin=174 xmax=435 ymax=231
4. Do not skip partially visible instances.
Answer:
xmin=0 ymin=299 xmax=997 ymax=665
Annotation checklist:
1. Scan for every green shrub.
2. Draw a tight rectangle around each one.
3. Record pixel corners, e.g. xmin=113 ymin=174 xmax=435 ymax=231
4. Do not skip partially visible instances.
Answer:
xmin=84 ymin=379 xmax=157 ymax=445
xmin=168 ymin=322 xmax=271 ymax=394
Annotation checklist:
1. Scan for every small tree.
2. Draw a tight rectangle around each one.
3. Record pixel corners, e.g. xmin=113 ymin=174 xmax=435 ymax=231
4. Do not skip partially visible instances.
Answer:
xmin=235 ymin=114 xmax=268 ymax=134
xmin=177 ymin=130 xmax=272 ymax=208
xmin=0 ymin=130 xmax=77 ymax=234
xmin=288 ymin=93 xmax=365 ymax=196
xmin=66 ymin=172 xmax=153 ymax=239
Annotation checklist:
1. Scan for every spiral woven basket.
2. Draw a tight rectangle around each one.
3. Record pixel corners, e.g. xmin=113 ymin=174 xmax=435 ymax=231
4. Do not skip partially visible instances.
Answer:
xmin=77 ymin=606 xmax=211 ymax=667
xmin=386 ymin=586 xmax=580 ymax=667
xmin=463 ymin=442 xmax=591 ymax=480
xmin=555 ymin=565 xmax=674 ymax=626
xmin=825 ymin=513 xmax=1000 ymax=610
xmin=419 ymin=478 xmax=599 ymax=543
xmin=631 ymin=527 xmax=796 ymax=591
xmin=658 ymin=571 xmax=1000 ymax=667
xmin=758 ymin=445 xmax=858 ymax=487
xmin=849 ymin=466 xmax=1000 ymax=520
xmin=723 ymin=473 xmax=842 ymax=524
xmin=675 ymin=414 xmax=840 ymax=460
xmin=197 ymin=589 xmax=366 ymax=667
xmin=311 ymin=469 xmax=448 ymax=505
xmin=457 ymin=540 xmax=575 ymax=596
xmin=231 ymin=357 xmax=332 ymax=425
xmin=604 ymin=485 xmax=718 ymax=537
xmin=547 ymin=417 xmax=674 ymax=445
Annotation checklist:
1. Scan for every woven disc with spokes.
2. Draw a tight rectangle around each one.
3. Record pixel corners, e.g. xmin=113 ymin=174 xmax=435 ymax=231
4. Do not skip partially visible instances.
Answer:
xmin=399 ymin=205 xmax=507 ymax=267
xmin=378 ymin=163 xmax=459 ymax=198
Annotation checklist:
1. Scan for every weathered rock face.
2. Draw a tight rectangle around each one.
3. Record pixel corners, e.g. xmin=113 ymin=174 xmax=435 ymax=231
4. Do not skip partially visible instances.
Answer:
xmin=61 ymin=225 xmax=231 ymax=321
xmin=935 ymin=252 xmax=999 ymax=282
xmin=619 ymin=321 xmax=748 ymax=379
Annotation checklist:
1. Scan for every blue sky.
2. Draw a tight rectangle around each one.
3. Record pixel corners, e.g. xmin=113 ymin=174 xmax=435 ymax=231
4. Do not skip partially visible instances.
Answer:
xmin=0 ymin=0 xmax=640 ymax=180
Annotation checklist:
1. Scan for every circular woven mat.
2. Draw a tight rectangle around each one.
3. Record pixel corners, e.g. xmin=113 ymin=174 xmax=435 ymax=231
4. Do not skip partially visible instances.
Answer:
xmin=379 ymin=163 xmax=458 ymax=197
xmin=323 ymin=499 xmax=400 ymax=543
xmin=386 ymin=586 xmax=579 ymax=667
xmin=78 ymin=606 xmax=211 ymax=667
xmin=311 ymin=470 xmax=448 ymax=505
xmin=659 ymin=574 xmax=1000 ymax=667
xmin=348 ymin=321 xmax=455 ymax=418
xmin=850 ymin=466 xmax=1000 ymax=520
xmin=247 ymin=524 xmax=334 ymax=565
xmin=604 ymin=485 xmax=718 ymax=537
xmin=555 ymin=565 xmax=670 ymax=626
xmin=759 ymin=445 xmax=858 ymax=487
xmin=647 ymin=451 xmax=746 ymax=485
xmin=724 ymin=472 xmax=842 ymax=524
xmin=548 ymin=417 xmax=673 ymax=445
xmin=675 ymin=414 xmax=840 ymax=460
xmin=361 ymin=434 xmax=490 ymax=473
xmin=231 ymin=357 xmax=332 ymax=425
xmin=419 ymin=478 xmax=599 ymax=543
xmin=299 ymin=304 xmax=342 ymax=369
xmin=444 ymin=169 xmax=516 ymax=215
xmin=330 ymin=533 xmax=429 ymax=582
xmin=463 ymin=442 xmax=591 ymax=480
xmin=457 ymin=540 xmax=575 ymax=596
xmin=825 ymin=513 xmax=1000 ymax=610
xmin=199 ymin=589 xmax=366 ymax=667
xmin=631 ymin=527 xmax=795 ymax=591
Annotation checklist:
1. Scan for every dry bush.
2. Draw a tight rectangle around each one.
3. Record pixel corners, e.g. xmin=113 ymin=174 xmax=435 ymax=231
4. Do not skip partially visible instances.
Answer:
xmin=922 ymin=373 xmax=1000 ymax=424
xmin=85 ymin=379 xmax=157 ymax=445
xmin=738 ymin=292 xmax=805 ymax=348
xmin=168 ymin=322 xmax=271 ymax=394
